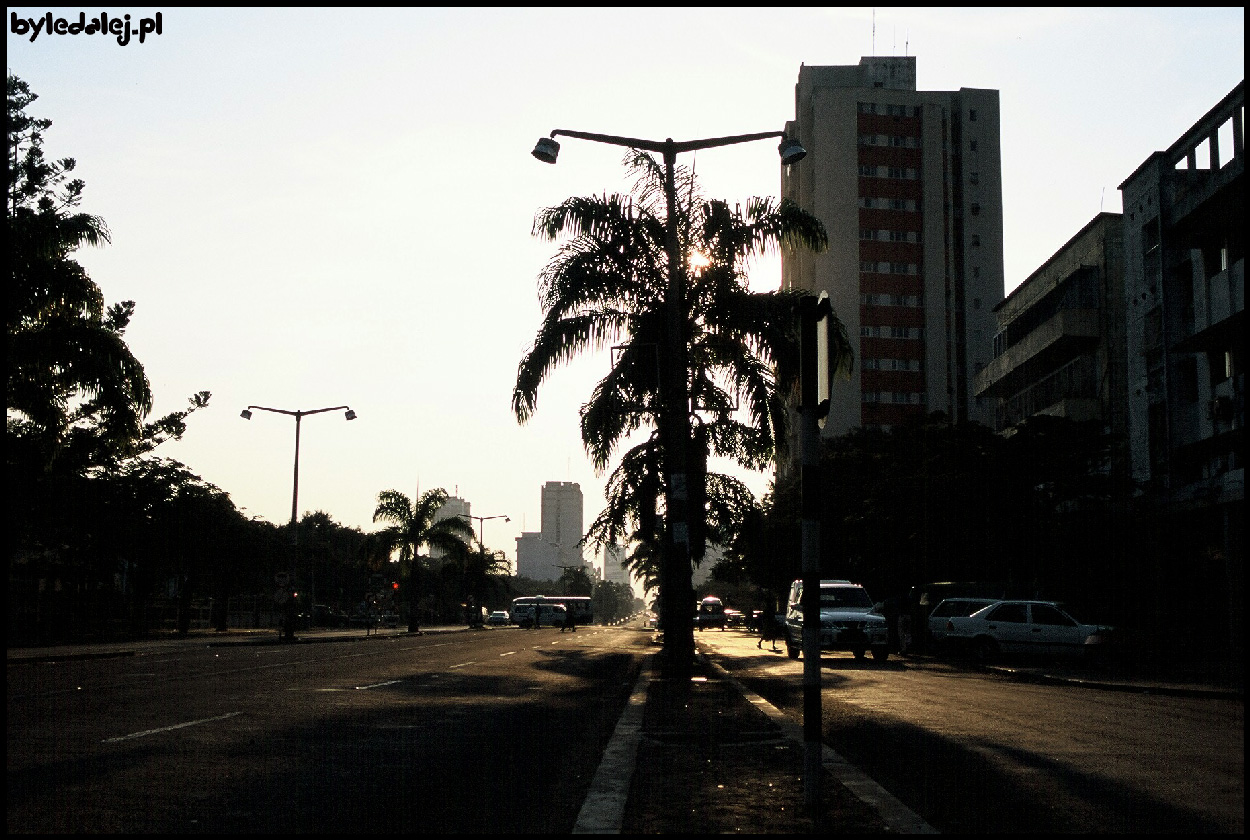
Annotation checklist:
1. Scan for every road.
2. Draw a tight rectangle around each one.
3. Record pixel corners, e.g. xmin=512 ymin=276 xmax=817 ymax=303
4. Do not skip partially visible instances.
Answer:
xmin=696 ymin=629 xmax=1244 ymax=833
xmin=7 ymin=625 xmax=648 ymax=833
xmin=9 ymin=624 xmax=1243 ymax=833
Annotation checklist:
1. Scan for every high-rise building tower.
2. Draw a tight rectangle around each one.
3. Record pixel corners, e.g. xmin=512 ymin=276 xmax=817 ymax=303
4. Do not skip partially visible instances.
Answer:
xmin=540 ymin=481 xmax=583 ymax=571
xmin=782 ymin=57 xmax=1004 ymax=434
xmin=515 ymin=481 xmax=585 ymax=581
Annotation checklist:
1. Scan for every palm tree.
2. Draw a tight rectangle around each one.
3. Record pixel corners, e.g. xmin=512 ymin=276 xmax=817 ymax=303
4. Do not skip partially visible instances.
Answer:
xmin=370 ymin=488 xmax=474 ymax=633
xmin=515 ymin=150 xmax=849 ymax=663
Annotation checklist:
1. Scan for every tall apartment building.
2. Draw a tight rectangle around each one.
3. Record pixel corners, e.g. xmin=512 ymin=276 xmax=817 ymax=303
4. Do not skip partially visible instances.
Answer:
xmin=430 ymin=495 xmax=471 ymax=560
xmin=515 ymin=481 xmax=585 ymax=581
xmin=782 ymin=57 xmax=1004 ymax=434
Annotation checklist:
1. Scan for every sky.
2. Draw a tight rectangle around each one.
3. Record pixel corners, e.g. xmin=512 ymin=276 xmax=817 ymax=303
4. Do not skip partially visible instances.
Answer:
xmin=7 ymin=7 xmax=1245 ymax=576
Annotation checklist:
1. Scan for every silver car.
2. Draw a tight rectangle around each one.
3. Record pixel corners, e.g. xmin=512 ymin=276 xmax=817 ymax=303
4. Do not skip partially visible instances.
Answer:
xmin=943 ymin=600 xmax=1114 ymax=660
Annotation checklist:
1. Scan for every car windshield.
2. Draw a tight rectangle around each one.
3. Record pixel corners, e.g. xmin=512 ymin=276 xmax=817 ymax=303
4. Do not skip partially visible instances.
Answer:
xmin=820 ymin=588 xmax=873 ymax=609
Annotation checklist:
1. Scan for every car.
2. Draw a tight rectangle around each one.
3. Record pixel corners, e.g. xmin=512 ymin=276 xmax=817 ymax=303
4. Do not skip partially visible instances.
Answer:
xmin=783 ymin=579 xmax=890 ymax=662
xmin=724 ymin=608 xmax=745 ymax=628
xmin=310 ymin=604 xmax=349 ymax=628
xmin=926 ymin=598 xmax=1002 ymax=652
xmin=695 ymin=596 xmax=726 ymax=631
xmin=378 ymin=612 xmax=399 ymax=629
xmin=486 ymin=610 xmax=511 ymax=626
xmin=942 ymin=600 xmax=1114 ymax=661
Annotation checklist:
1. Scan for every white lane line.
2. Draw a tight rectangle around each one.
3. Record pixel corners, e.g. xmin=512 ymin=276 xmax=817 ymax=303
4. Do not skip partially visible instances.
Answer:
xmin=449 ymin=661 xmax=476 ymax=669
xmin=102 ymin=711 xmax=241 ymax=743
xmin=355 ymin=680 xmax=401 ymax=690
xmin=500 ymin=651 xmax=517 ymax=657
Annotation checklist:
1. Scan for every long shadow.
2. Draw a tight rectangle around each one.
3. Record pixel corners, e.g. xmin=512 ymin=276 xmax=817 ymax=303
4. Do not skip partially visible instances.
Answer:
xmin=732 ymin=672 xmax=1236 ymax=833
xmin=7 ymin=647 xmax=646 ymax=834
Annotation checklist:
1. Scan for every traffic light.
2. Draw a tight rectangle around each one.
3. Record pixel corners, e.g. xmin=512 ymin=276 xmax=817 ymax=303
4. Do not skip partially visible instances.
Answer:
xmin=392 ymin=581 xmax=399 ymax=591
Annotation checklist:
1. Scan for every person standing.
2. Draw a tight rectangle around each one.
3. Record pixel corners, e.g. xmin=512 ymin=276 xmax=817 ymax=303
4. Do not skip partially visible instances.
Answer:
xmin=757 ymin=600 xmax=779 ymax=651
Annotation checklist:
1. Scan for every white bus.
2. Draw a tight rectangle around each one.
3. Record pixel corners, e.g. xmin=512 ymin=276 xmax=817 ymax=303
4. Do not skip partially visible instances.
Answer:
xmin=511 ymin=595 xmax=593 ymax=628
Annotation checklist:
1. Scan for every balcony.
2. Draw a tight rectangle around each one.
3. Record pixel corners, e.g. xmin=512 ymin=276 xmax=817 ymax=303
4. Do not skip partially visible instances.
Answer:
xmin=976 ymin=308 xmax=1100 ymax=398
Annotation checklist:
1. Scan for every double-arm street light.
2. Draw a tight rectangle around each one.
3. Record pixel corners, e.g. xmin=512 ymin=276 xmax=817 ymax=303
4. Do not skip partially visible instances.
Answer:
xmin=241 ymin=404 xmax=356 ymax=641
xmin=459 ymin=513 xmax=511 ymax=550
xmin=532 ymin=127 xmax=806 ymax=675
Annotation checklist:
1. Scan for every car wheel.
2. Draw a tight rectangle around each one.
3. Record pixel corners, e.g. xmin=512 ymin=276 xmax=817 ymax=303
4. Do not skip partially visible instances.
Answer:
xmin=975 ymin=636 xmax=998 ymax=662
xmin=853 ymin=649 xmax=867 ymax=660
xmin=871 ymin=647 xmax=889 ymax=662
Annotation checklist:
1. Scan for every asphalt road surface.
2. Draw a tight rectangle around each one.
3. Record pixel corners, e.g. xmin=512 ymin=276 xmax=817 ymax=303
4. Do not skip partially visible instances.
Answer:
xmin=7 ymin=626 xmax=648 ymax=833
xmin=696 ymin=630 xmax=1244 ymax=834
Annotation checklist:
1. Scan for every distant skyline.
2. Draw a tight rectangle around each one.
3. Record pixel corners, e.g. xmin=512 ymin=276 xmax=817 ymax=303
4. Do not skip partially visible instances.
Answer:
xmin=7 ymin=8 xmax=1244 ymax=571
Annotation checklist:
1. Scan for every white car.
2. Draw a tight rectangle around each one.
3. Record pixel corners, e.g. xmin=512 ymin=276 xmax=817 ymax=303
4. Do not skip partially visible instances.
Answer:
xmin=942 ymin=600 xmax=1113 ymax=660
xmin=927 ymin=597 xmax=1001 ymax=651
xmin=783 ymin=579 xmax=890 ymax=662
xmin=486 ymin=610 xmax=511 ymax=626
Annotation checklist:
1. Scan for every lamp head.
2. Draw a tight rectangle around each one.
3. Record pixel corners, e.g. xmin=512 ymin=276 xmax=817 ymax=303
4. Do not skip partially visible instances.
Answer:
xmin=344 ymin=409 xmax=357 ymax=421
xmin=778 ymin=137 xmax=807 ymax=165
xmin=532 ymin=136 xmax=560 ymax=164
xmin=240 ymin=409 xmax=252 ymax=420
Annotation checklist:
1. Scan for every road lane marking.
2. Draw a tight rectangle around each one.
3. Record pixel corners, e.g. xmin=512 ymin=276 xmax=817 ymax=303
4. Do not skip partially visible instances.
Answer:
xmin=449 ymin=661 xmax=476 ymax=669
xmin=500 ymin=651 xmax=517 ymax=657
xmin=102 ymin=711 xmax=241 ymax=743
xmin=355 ymin=680 xmax=401 ymax=690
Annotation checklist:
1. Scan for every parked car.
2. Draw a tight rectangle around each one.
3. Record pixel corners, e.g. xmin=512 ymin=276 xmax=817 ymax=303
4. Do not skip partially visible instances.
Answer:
xmin=486 ymin=610 xmax=511 ymax=626
xmin=926 ymin=598 xmax=1002 ymax=652
xmin=310 ymin=604 xmax=349 ymax=628
xmin=783 ymin=579 xmax=890 ymax=662
xmin=378 ymin=612 xmax=399 ymax=629
xmin=942 ymin=600 xmax=1114 ymax=661
xmin=724 ymin=608 xmax=745 ymax=628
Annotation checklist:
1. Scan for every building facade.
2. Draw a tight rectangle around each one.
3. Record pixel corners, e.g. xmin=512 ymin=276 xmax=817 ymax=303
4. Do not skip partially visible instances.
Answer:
xmin=782 ymin=57 xmax=1005 ymax=434
xmin=1118 ymin=81 xmax=1243 ymax=652
xmin=974 ymin=212 xmax=1128 ymax=440
xmin=515 ymin=481 xmax=586 ymax=581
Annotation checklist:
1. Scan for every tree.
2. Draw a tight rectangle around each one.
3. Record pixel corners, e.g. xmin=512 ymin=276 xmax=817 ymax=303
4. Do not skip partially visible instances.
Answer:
xmin=515 ymin=150 xmax=842 ymax=668
xmin=369 ymin=488 xmax=474 ymax=632
xmin=7 ymin=75 xmax=215 ymax=641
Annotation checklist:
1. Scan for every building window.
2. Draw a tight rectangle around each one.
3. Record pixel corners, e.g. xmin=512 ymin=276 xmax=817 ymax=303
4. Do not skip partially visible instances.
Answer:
xmin=969 ymin=140 xmax=978 ymax=152
xmin=969 ymin=109 xmax=977 ymax=122
xmin=970 ymin=171 xmax=979 ymax=185
xmin=970 ymin=234 xmax=981 ymax=247
xmin=970 ymin=203 xmax=981 ymax=216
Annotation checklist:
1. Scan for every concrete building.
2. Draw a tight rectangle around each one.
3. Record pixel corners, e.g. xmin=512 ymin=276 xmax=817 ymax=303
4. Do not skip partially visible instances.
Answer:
xmin=974 ymin=212 xmax=1128 ymax=443
xmin=429 ymin=495 xmax=471 ymax=561
xmin=1118 ymin=81 xmax=1243 ymax=652
xmin=600 ymin=543 xmax=631 ymax=587
xmin=782 ymin=57 xmax=1004 ymax=434
xmin=515 ymin=481 xmax=587 ymax=581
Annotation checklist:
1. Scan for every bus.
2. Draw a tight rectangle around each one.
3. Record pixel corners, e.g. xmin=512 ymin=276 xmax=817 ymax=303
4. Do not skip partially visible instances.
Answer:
xmin=511 ymin=595 xmax=593 ymax=628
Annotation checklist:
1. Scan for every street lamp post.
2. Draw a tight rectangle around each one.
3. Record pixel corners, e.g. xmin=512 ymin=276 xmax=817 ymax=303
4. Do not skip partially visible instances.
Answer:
xmin=240 ymin=404 xmax=356 ymax=641
xmin=460 ymin=513 xmax=511 ymax=551
xmin=532 ymin=127 xmax=806 ymax=675
xmin=458 ymin=513 xmax=509 ymax=626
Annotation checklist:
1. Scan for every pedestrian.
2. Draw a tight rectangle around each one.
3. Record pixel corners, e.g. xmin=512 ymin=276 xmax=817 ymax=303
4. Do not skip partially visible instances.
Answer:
xmin=566 ymin=605 xmax=576 ymax=633
xmin=757 ymin=600 xmax=779 ymax=651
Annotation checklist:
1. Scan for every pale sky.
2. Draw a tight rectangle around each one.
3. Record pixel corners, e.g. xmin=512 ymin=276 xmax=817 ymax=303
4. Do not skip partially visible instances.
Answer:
xmin=7 ymin=7 xmax=1244 ymax=573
